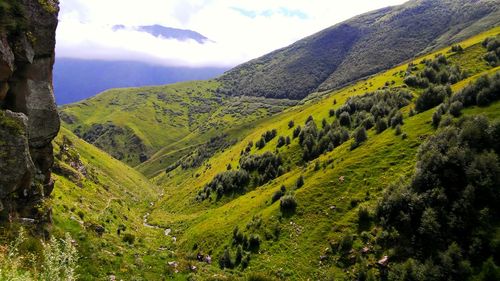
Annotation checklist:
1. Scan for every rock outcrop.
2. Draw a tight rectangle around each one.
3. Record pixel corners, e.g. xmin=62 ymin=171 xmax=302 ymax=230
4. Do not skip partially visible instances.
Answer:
xmin=0 ymin=0 xmax=59 ymax=226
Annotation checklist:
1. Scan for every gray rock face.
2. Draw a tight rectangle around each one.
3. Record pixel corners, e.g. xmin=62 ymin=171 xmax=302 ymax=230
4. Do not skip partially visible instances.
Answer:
xmin=0 ymin=0 xmax=59 ymax=223
xmin=0 ymin=111 xmax=35 ymax=198
xmin=0 ymin=34 xmax=15 ymax=81
xmin=26 ymin=80 xmax=60 ymax=147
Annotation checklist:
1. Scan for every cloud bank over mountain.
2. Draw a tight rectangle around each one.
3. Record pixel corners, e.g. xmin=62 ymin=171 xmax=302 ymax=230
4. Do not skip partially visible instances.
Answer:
xmin=56 ymin=0 xmax=408 ymax=67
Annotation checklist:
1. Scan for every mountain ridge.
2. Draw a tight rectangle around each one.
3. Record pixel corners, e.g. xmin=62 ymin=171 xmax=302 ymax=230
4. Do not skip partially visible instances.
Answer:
xmin=218 ymin=0 xmax=500 ymax=100
xmin=112 ymin=24 xmax=209 ymax=43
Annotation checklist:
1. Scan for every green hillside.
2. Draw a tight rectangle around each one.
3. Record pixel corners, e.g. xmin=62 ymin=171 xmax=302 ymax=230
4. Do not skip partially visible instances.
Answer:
xmin=50 ymin=128 xmax=167 ymax=280
xmin=60 ymin=81 xmax=295 ymax=169
xmin=218 ymin=0 xmax=500 ymax=100
xmin=53 ymin=24 xmax=500 ymax=281
xmin=139 ymin=28 xmax=500 ymax=280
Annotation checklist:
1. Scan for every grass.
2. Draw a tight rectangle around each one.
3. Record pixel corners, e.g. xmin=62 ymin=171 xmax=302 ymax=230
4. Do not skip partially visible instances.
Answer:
xmin=48 ymin=27 xmax=500 ymax=279
xmin=49 ymin=128 xmax=173 ymax=280
xmin=143 ymin=27 xmax=500 ymax=279
xmin=61 ymin=80 xmax=296 ymax=172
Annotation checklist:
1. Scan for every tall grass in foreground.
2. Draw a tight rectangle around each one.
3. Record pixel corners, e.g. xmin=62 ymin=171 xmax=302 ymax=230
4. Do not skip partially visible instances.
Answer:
xmin=0 ymin=229 xmax=78 ymax=281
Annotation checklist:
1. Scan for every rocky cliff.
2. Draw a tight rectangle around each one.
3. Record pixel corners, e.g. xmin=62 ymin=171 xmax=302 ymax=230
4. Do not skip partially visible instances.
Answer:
xmin=0 ymin=0 xmax=59 ymax=227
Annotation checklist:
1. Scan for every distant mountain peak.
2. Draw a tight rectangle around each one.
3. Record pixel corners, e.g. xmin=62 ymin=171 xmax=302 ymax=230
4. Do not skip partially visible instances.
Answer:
xmin=112 ymin=24 xmax=209 ymax=44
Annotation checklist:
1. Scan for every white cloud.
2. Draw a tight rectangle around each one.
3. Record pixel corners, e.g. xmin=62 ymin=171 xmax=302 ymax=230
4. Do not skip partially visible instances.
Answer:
xmin=56 ymin=0 xmax=409 ymax=67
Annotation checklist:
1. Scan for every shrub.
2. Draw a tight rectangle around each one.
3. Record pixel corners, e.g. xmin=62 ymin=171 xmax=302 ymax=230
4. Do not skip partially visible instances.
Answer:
xmin=255 ymin=138 xmax=266 ymax=149
xmin=248 ymin=234 xmax=261 ymax=252
xmin=378 ymin=116 xmax=500 ymax=276
xmin=390 ymin=112 xmax=403 ymax=128
xmin=241 ymin=254 xmax=251 ymax=269
xmin=276 ymin=136 xmax=286 ymax=148
xmin=271 ymin=185 xmax=286 ymax=203
xmin=432 ymin=110 xmax=442 ymax=127
xmin=77 ymin=211 xmax=84 ymax=220
xmin=0 ymin=229 xmax=79 ymax=281
xmin=395 ymin=125 xmax=402 ymax=136
xmin=288 ymin=120 xmax=294 ymax=129
xmin=404 ymin=75 xmax=429 ymax=88
xmin=292 ymin=126 xmax=301 ymax=139
xmin=219 ymin=248 xmax=234 ymax=269
xmin=448 ymin=101 xmax=463 ymax=117
xmin=280 ymin=195 xmax=297 ymax=213
xmin=338 ymin=235 xmax=353 ymax=253
xmin=376 ymin=118 xmax=388 ymax=134
xmin=122 ymin=233 xmax=135 ymax=244
xmin=235 ymin=245 xmax=243 ymax=265
xmin=358 ymin=206 xmax=371 ymax=223
xmin=451 ymin=45 xmax=463 ymax=53
xmin=262 ymin=129 xmax=277 ymax=142
xmin=415 ymin=85 xmax=451 ymax=112
xmin=351 ymin=127 xmax=368 ymax=150
xmin=339 ymin=112 xmax=351 ymax=127
xmin=296 ymin=175 xmax=304 ymax=188
xmin=354 ymin=127 xmax=367 ymax=143
xmin=329 ymin=109 xmax=336 ymax=117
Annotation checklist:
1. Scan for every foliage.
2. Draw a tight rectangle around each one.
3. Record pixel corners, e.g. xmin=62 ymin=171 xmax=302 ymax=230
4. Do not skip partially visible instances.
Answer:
xmin=41 ymin=233 xmax=79 ymax=281
xmin=415 ymin=85 xmax=451 ymax=112
xmin=217 ymin=0 xmax=498 ymax=99
xmin=280 ymin=195 xmax=297 ymax=214
xmin=482 ymin=36 xmax=500 ymax=67
xmin=0 ymin=229 xmax=78 ymax=281
xmin=166 ymin=135 xmax=232 ymax=172
xmin=378 ymin=116 xmax=500 ymax=280
xmin=452 ymin=71 xmax=500 ymax=107
xmin=198 ymin=152 xmax=283 ymax=201
xmin=298 ymin=89 xmax=411 ymax=161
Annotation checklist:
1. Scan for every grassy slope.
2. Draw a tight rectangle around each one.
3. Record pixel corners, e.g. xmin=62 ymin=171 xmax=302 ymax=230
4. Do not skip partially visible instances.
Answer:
xmin=50 ymin=128 xmax=174 ymax=280
xmin=218 ymin=0 xmax=500 ymax=100
xmin=145 ymin=27 xmax=500 ymax=279
xmin=61 ymin=80 xmax=295 ymax=171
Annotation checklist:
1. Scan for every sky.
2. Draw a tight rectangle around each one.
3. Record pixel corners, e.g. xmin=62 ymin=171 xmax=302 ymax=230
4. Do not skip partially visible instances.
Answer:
xmin=56 ymin=0 xmax=409 ymax=68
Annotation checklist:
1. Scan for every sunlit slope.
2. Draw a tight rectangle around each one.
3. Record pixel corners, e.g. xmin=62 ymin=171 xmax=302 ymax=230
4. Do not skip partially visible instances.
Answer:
xmin=60 ymin=80 xmax=295 ymax=169
xmin=145 ymin=28 xmax=500 ymax=279
xmin=50 ymin=128 xmax=172 ymax=280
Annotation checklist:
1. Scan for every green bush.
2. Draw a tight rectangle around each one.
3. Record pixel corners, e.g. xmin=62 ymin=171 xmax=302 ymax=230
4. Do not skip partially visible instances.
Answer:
xmin=448 ymin=101 xmax=463 ymax=117
xmin=122 ymin=233 xmax=135 ymax=244
xmin=296 ymin=175 xmax=304 ymax=188
xmin=219 ymin=248 xmax=234 ymax=269
xmin=415 ymin=85 xmax=451 ymax=112
xmin=376 ymin=118 xmax=388 ymax=134
xmin=280 ymin=195 xmax=297 ymax=214
xmin=271 ymin=185 xmax=286 ymax=203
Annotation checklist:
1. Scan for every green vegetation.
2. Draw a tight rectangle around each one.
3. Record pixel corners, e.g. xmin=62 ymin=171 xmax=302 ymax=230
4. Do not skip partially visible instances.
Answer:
xmin=0 ymin=0 xmax=27 ymax=33
xmin=378 ymin=116 xmax=500 ymax=281
xmin=48 ymin=128 xmax=166 ymax=280
xmin=46 ymin=23 xmax=500 ymax=281
xmin=60 ymin=81 xmax=296 ymax=171
xmin=0 ymin=228 xmax=78 ymax=281
xmin=218 ymin=1 xmax=500 ymax=99
xmin=140 ymin=27 xmax=500 ymax=280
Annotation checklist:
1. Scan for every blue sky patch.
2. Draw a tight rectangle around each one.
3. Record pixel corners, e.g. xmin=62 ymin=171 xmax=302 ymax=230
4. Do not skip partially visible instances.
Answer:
xmin=231 ymin=7 xmax=309 ymax=19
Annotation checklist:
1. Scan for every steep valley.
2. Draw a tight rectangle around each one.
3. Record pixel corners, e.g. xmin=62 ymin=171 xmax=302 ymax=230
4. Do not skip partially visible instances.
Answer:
xmin=1 ymin=0 xmax=500 ymax=280
xmin=52 ymin=27 xmax=500 ymax=280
